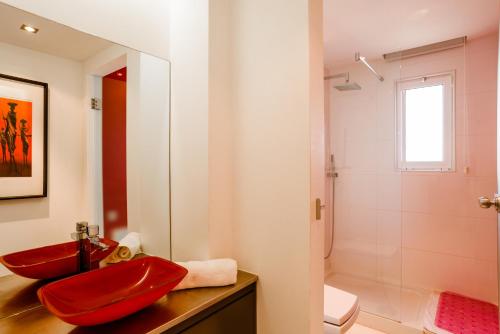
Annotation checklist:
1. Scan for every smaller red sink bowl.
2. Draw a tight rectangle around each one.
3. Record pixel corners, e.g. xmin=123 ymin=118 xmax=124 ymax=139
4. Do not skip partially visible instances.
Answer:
xmin=37 ymin=256 xmax=188 ymax=326
xmin=0 ymin=239 xmax=118 ymax=279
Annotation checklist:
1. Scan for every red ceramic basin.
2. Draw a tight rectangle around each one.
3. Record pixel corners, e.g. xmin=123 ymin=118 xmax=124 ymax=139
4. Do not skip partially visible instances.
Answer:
xmin=37 ymin=256 xmax=188 ymax=326
xmin=0 ymin=239 xmax=118 ymax=279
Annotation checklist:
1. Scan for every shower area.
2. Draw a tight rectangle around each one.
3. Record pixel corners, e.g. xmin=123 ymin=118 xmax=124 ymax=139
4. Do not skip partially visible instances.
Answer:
xmin=323 ymin=33 xmax=499 ymax=330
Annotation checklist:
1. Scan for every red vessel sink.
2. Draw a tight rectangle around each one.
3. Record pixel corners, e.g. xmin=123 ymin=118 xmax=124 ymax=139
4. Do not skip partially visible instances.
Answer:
xmin=37 ymin=256 xmax=188 ymax=326
xmin=0 ymin=239 xmax=118 ymax=279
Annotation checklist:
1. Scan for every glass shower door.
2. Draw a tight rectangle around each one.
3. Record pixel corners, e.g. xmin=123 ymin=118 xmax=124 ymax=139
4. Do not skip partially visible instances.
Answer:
xmin=324 ymin=57 xmax=404 ymax=322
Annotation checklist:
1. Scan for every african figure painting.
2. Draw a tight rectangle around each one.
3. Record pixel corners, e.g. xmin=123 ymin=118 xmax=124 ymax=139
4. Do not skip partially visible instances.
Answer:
xmin=0 ymin=97 xmax=32 ymax=177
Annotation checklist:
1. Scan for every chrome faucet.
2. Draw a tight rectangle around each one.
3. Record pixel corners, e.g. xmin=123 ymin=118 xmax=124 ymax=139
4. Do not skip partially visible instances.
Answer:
xmin=71 ymin=222 xmax=108 ymax=273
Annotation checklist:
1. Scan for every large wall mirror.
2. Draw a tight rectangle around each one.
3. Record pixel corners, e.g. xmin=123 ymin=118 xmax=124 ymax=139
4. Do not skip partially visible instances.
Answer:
xmin=0 ymin=3 xmax=171 ymax=282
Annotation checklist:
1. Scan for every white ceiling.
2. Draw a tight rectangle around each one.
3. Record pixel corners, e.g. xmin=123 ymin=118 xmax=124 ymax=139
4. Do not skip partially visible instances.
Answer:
xmin=324 ymin=0 xmax=500 ymax=69
xmin=0 ymin=3 xmax=113 ymax=62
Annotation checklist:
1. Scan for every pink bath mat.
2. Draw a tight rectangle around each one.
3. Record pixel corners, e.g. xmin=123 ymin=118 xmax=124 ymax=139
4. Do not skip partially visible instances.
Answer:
xmin=435 ymin=291 xmax=498 ymax=334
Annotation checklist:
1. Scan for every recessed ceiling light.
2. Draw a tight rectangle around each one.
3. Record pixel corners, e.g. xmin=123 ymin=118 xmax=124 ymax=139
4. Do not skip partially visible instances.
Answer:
xmin=117 ymin=72 xmax=123 ymax=77
xmin=20 ymin=24 xmax=39 ymax=34
xmin=416 ymin=8 xmax=429 ymax=15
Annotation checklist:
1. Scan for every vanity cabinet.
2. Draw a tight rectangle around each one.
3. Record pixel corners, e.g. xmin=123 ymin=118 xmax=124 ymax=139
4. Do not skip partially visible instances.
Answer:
xmin=166 ymin=283 xmax=256 ymax=334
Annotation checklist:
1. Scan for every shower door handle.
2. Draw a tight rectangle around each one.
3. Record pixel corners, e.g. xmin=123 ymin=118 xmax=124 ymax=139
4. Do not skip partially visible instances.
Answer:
xmin=478 ymin=195 xmax=500 ymax=212
xmin=315 ymin=198 xmax=325 ymax=220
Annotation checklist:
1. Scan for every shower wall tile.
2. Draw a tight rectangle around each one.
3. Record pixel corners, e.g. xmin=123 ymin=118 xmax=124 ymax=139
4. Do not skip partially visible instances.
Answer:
xmin=403 ymin=212 xmax=479 ymax=258
xmin=344 ymin=208 xmax=378 ymax=242
xmin=333 ymin=239 xmax=378 ymax=279
xmin=376 ymin=96 xmax=396 ymax=141
xmin=402 ymin=212 xmax=435 ymax=251
xmin=377 ymin=210 xmax=402 ymax=285
xmin=454 ymin=135 xmax=468 ymax=172
xmin=401 ymin=174 xmax=436 ymax=213
xmin=428 ymin=173 xmax=468 ymax=216
xmin=377 ymin=247 xmax=402 ymax=286
xmin=376 ymin=140 xmax=398 ymax=173
xmin=344 ymin=139 xmax=378 ymax=172
xmin=474 ymin=261 xmax=499 ymax=304
xmin=454 ymin=94 xmax=466 ymax=136
xmin=348 ymin=174 xmax=377 ymax=210
xmin=376 ymin=174 xmax=401 ymax=211
xmin=377 ymin=210 xmax=401 ymax=246
xmin=467 ymin=135 xmax=497 ymax=177
xmin=402 ymin=248 xmax=497 ymax=304
xmin=466 ymin=92 xmax=497 ymax=136
xmin=465 ymin=34 xmax=499 ymax=95
xmin=472 ymin=217 xmax=498 ymax=262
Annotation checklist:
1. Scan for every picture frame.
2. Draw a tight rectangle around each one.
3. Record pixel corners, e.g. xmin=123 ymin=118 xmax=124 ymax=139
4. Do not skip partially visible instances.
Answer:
xmin=0 ymin=73 xmax=48 ymax=200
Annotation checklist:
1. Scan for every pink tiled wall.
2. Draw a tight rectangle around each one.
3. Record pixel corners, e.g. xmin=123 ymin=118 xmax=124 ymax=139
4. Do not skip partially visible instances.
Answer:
xmin=327 ymin=32 xmax=499 ymax=304
xmin=400 ymin=33 xmax=498 ymax=303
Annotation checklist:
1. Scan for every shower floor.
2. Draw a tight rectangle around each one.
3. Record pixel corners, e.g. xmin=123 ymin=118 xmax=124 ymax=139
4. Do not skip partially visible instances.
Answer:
xmin=325 ymin=272 xmax=431 ymax=330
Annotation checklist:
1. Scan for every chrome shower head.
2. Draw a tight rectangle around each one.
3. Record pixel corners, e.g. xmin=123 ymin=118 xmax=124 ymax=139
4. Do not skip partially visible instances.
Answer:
xmin=334 ymin=82 xmax=361 ymax=91
xmin=324 ymin=72 xmax=362 ymax=91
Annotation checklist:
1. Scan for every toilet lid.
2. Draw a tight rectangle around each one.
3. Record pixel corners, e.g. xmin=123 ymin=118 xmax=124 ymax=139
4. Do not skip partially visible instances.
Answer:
xmin=324 ymin=285 xmax=359 ymax=326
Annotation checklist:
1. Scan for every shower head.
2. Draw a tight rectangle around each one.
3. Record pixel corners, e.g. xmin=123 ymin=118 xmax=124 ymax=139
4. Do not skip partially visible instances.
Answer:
xmin=324 ymin=72 xmax=362 ymax=91
xmin=334 ymin=82 xmax=362 ymax=91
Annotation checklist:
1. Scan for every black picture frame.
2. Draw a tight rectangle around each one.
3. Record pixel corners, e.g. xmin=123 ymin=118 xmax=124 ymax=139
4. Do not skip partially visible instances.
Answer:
xmin=0 ymin=73 xmax=48 ymax=200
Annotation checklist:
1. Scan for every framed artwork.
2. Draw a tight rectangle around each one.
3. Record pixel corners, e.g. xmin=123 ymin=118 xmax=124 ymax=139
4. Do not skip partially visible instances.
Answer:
xmin=0 ymin=74 xmax=48 ymax=200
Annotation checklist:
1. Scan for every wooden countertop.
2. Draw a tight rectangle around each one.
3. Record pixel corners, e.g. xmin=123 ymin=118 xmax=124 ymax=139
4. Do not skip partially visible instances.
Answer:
xmin=0 ymin=270 xmax=257 ymax=334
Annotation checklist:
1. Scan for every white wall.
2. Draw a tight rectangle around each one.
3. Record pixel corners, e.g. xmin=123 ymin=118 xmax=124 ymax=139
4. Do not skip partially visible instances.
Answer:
xmin=207 ymin=0 xmax=234 ymax=259
xmin=169 ymin=1 xmax=325 ymax=331
xmin=228 ymin=0 xmax=323 ymax=332
xmin=308 ymin=0 xmax=326 ymax=332
xmin=169 ymin=0 xmax=236 ymax=262
xmin=0 ymin=42 xmax=85 ymax=275
xmin=0 ymin=0 xmax=170 ymax=59
xmin=169 ymin=0 xmax=210 ymax=261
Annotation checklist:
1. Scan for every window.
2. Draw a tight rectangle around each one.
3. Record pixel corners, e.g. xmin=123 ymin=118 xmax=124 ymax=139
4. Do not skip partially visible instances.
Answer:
xmin=396 ymin=72 xmax=455 ymax=171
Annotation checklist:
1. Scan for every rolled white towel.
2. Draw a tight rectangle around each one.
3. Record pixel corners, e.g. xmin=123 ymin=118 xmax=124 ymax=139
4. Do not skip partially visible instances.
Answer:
xmin=100 ymin=232 xmax=142 ymax=266
xmin=173 ymin=258 xmax=237 ymax=291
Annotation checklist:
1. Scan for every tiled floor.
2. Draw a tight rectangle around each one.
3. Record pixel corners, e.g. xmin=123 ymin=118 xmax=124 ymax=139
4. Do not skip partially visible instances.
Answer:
xmin=347 ymin=324 xmax=387 ymax=334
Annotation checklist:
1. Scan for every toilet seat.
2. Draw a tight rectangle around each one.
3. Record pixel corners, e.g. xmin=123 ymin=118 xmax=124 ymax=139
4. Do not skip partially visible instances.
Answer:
xmin=324 ymin=285 xmax=360 ymax=334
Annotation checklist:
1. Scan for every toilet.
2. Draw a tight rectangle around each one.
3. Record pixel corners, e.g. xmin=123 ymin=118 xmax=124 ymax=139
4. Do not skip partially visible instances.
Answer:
xmin=324 ymin=285 xmax=360 ymax=334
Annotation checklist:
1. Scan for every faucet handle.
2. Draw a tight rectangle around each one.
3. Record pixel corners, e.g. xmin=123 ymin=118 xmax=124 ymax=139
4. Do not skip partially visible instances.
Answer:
xmin=87 ymin=225 xmax=108 ymax=251
xmin=88 ymin=225 xmax=99 ymax=238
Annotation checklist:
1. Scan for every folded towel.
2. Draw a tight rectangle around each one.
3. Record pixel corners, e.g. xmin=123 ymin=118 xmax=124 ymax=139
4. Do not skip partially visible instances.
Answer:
xmin=173 ymin=258 xmax=237 ymax=291
xmin=100 ymin=232 xmax=142 ymax=266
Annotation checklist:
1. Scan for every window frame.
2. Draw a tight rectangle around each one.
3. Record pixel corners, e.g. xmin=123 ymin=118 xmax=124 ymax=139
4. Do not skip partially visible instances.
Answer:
xmin=395 ymin=71 xmax=455 ymax=172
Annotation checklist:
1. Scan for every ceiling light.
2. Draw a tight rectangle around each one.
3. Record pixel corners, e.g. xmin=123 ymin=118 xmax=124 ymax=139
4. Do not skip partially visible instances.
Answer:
xmin=416 ymin=8 xmax=430 ymax=16
xmin=20 ymin=24 xmax=39 ymax=34
xmin=117 ymin=72 xmax=123 ymax=77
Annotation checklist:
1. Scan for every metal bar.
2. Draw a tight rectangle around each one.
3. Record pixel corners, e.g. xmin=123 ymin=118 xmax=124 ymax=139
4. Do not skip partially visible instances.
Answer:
xmin=383 ymin=36 xmax=466 ymax=62
xmin=324 ymin=72 xmax=349 ymax=81
xmin=355 ymin=52 xmax=384 ymax=82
